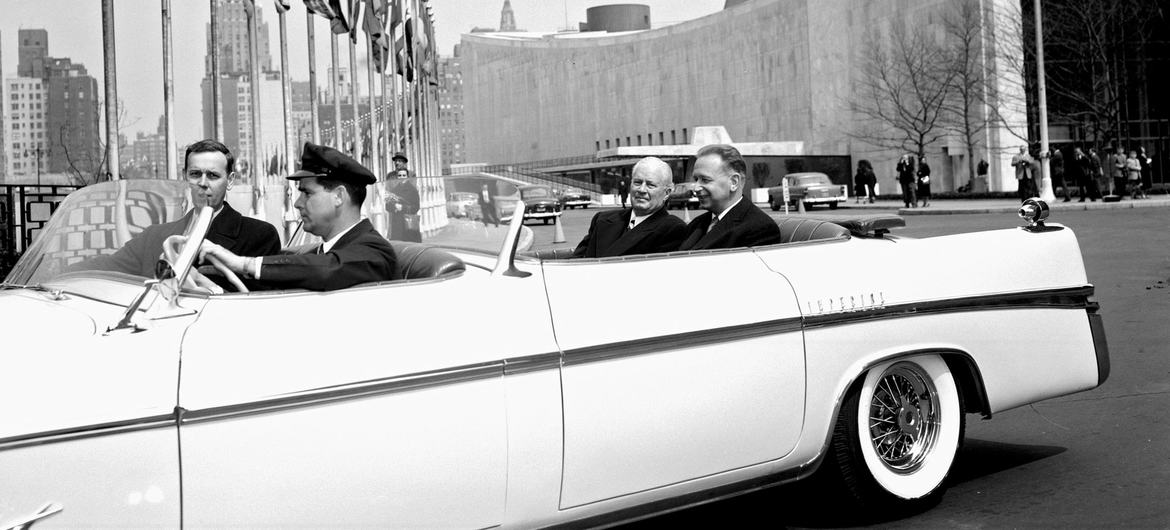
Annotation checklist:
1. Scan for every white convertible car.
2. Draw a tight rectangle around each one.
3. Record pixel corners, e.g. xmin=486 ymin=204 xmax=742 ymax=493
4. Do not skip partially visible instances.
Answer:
xmin=0 ymin=176 xmax=1108 ymax=528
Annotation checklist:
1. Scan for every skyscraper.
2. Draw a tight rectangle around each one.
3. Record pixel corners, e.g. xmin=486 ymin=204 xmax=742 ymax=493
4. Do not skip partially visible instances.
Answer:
xmin=499 ymin=0 xmax=517 ymax=32
xmin=4 ymin=29 xmax=100 ymax=184
xmin=438 ymin=46 xmax=465 ymax=170
xmin=201 ymin=0 xmax=276 ymax=170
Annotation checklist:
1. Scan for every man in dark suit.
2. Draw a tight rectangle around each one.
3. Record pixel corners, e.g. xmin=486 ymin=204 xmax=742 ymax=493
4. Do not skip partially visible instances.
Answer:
xmin=200 ymin=142 xmax=396 ymax=291
xmin=75 ymin=139 xmax=280 ymax=277
xmin=386 ymin=152 xmax=422 ymax=242
xmin=572 ymin=157 xmax=686 ymax=258
xmin=678 ymin=144 xmax=781 ymax=251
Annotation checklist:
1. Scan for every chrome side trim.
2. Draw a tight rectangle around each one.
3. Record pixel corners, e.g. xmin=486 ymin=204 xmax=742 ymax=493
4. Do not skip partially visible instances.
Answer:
xmin=504 ymin=352 xmax=562 ymax=375
xmin=0 ymin=413 xmax=177 ymax=452
xmin=180 ymin=361 xmax=508 ymax=424
xmin=562 ymin=317 xmax=804 ymax=367
xmin=803 ymin=286 xmax=1095 ymax=329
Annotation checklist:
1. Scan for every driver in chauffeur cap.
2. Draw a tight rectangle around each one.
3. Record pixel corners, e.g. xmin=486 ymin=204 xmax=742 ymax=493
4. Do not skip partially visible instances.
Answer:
xmin=199 ymin=142 xmax=397 ymax=291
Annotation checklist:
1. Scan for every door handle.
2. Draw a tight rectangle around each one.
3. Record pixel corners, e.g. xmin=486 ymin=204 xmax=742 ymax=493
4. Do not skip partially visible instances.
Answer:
xmin=1 ymin=502 xmax=63 ymax=530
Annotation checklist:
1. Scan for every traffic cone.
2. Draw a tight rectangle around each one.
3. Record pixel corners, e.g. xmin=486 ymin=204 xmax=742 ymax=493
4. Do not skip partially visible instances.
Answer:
xmin=553 ymin=215 xmax=566 ymax=243
xmin=797 ymin=200 xmax=806 ymax=213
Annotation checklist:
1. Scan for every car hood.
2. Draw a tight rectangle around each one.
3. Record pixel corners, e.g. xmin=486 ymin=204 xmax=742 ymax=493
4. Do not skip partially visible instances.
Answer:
xmin=0 ymin=289 xmax=98 ymax=339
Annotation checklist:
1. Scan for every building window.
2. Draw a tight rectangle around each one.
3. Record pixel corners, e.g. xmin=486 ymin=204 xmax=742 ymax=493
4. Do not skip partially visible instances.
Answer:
xmin=671 ymin=130 xmax=676 ymax=144
xmin=659 ymin=132 xmax=664 ymax=145
xmin=615 ymin=138 xmax=621 ymax=147
xmin=626 ymin=136 xmax=631 ymax=146
xmin=606 ymin=139 xmax=611 ymax=149
xmin=637 ymin=135 xmax=642 ymax=146
xmin=595 ymin=141 xmax=600 ymax=152
xmin=682 ymin=128 xmax=688 ymax=144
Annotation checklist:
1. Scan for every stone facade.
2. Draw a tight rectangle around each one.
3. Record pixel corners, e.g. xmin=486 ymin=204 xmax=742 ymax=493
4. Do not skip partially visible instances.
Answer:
xmin=462 ymin=0 xmax=1026 ymax=193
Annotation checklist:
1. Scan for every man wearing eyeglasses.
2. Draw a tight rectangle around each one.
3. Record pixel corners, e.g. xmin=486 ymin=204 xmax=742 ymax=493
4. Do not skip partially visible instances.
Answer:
xmin=76 ymin=139 xmax=280 ymax=278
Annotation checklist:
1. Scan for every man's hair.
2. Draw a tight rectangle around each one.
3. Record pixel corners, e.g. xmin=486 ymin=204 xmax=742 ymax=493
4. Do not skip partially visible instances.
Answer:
xmin=696 ymin=144 xmax=747 ymax=177
xmin=184 ymin=139 xmax=235 ymax=173
xmin=318 ymin=177 xmax=367 ymax=206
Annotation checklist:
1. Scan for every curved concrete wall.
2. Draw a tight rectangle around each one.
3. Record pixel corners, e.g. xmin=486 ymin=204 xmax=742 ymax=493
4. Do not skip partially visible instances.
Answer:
xmin=462 ymin=0 xmax=1025 ymax=192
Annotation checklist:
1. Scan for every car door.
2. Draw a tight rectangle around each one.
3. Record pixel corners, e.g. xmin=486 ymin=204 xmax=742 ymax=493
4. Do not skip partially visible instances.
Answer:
xmin=175 ymin=269 xmax=549 ymax=528
xmin=0 ymin=289 xmax=196 ymax=528
xmin=542 ymin=250 xmax=805 ymax=508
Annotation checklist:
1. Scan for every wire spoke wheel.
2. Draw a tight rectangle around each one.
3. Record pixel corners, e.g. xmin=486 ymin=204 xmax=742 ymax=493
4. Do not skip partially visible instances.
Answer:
xmin=825 ymin=354 xmax=965 ymax=514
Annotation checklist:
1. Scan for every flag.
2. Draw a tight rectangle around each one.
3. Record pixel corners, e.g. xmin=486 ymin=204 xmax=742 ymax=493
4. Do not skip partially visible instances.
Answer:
xmin=304 ymin=0 xmax=352 ymax=35
xmin=345 ymin=0 xmax=362 ymax=43
xmin=418 ymin=3 xmax=437 ymax=85
xmin=393 ymin=2 xmax=414 ymax=82
xmin=274 ymin=0 xmax=291 ymax=13
xmin=364 ymin=0 xmax=390 ymax=73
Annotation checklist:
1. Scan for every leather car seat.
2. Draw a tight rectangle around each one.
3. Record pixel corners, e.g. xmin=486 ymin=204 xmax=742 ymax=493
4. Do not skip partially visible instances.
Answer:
xmin=775 ymin=217 xmax=850 ymax=244
xmin=387 ymin=240 xmax=466 ymax=280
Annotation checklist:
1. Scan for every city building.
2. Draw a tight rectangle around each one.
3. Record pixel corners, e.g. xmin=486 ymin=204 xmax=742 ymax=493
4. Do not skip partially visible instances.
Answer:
xmin=200 ymin=0 xmax=279 ymax=171
xmin=4 ymin=29 xmax=100 ymax=185
xmin=461 ymin=1 xmax=1028 ymax=194
xmin=123 ymin=116 xmax=183 ymax=180
xmin=438 ymin=45 xmax=465 ymax=171
xmin=3 ymin=77 xmax=49 ymax=184
xmin=204 ymin=0 xmax=272 ymax=76
xmin=499 ymin=0 xmax=517 ymax=32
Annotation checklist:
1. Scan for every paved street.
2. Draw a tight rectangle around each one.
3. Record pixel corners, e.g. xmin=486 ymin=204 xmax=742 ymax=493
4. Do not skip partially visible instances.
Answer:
xmin=525 ymin=200 xmax=1170 ymax=528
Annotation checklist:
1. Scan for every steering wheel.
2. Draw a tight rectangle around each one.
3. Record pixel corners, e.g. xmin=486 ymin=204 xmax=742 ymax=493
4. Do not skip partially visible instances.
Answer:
xmin=203 ymin=253 xmax=249 ymax=293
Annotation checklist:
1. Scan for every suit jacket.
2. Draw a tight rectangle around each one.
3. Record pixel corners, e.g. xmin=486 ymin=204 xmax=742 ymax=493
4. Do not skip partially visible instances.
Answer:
xmin=572 ymin=207 xmax=686 ymax=258
xmin=678 ymin=198 xmax=782 ymax=251
xmin=387 ymin=179 xmax=422 ymax=242
xmin=258 ymin=219 xmax=396 ymax=291
xmin=78 ymin=203 xmax=281 ymax=277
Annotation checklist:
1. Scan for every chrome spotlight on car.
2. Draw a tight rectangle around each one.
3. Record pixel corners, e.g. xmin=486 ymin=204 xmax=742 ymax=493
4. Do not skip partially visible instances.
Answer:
xmin=1018 ymin=198 xmax=1053 ymax=231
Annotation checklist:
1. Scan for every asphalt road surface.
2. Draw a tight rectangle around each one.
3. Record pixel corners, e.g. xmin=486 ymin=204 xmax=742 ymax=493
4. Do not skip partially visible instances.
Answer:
xmin=524 ymin=205 xmax=1169 ymax=528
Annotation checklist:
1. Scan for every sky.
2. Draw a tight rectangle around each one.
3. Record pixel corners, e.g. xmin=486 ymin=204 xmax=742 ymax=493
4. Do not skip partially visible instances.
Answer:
xmin=1 ymin=0 xmax=723 ymax=144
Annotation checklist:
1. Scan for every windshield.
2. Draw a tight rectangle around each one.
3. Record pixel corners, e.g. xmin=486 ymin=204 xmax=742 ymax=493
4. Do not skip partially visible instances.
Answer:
xmin=6 ymin=174 xmax=528 ymax=288
xmin=521 ymin=187 xmax=552 ymax=199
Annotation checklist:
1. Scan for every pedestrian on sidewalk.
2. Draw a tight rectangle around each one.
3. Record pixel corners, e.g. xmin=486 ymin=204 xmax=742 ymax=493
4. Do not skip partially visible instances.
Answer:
xmin=1052 ymin=147 xmax=1071 ymax=202
xmin=1070 ymin=147 xmax=1099 ymax=202
xmin=1110 ymin=147 xmax=1127 ymax=196
xmin=854 ymin=160 xmax=876 ymax=204
xmin=1089 ymin=147 xmax=1106 ymax=196
xmin=1138 ymin=146 xmax=1154 ymax=195
xmin=1011 ymin=145 xmax=1035 ymax=202
xmin=916 ymin=156 xmax=931 ymax=207
xmin=1126 ymin=150 xmax=1146 ymax=199
xmin=896 ymin=154 xmax=917 ymax=208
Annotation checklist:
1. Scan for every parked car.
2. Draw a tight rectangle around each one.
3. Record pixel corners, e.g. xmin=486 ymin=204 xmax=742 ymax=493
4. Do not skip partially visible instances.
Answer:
xmin=768 ymin=172 xmax=848 ymax=210
xmin=666 ymin=185 xmax=700 ymax=210
xmin=517 ymin=184 xmax=562 ymax=224
xmin=557 ymin=190 xmax=592 ymax=209
xmin=446 ymin=191 xmax=479 ymax=218
xmin=0 ymin=178 xmax=1108 ymax=528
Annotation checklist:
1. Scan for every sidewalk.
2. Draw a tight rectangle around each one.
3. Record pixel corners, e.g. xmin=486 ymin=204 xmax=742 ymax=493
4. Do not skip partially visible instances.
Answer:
xmin=765 ymin=195 xmax=1170 ymax=215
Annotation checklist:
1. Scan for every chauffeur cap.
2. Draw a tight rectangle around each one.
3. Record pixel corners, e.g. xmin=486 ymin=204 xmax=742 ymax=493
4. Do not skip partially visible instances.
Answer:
xmin=392 ymin=152 xmax=408 ymax=163
xmin=289 ymin=142 xmax=376 ymax=185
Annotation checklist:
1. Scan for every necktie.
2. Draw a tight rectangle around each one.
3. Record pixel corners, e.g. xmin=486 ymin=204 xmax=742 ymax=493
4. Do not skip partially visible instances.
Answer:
xmin=628 ymin=218 xmax=636 ymax=231
xmin=707 ymin=215 xmax=719 ymax=234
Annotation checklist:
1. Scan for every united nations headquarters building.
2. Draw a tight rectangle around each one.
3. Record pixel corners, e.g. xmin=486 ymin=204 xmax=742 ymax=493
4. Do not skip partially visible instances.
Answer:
xmin=460 ymin=0 xmax=1029 ymax=195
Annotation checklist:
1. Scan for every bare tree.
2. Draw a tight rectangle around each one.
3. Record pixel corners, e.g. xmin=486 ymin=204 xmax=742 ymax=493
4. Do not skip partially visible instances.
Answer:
xmin=850 ymin=22 xmax=955 ymax=160
xmin=59 ymin=98 xmax=137 ymax=186
xmin=991 ymin=0 xmax=1164 ymax=148
xmin=940 ymin=0 xmax=995 ymax=189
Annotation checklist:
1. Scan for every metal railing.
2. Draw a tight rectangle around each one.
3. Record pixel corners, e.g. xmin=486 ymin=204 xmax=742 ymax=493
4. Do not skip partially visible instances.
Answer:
xmin=1 ymin=184 xmax=79 ymax=279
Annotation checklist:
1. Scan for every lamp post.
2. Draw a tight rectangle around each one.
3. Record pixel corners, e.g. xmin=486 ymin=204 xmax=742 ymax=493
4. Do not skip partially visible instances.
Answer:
xmin=24 ymin=147 xmax=47 ymax=187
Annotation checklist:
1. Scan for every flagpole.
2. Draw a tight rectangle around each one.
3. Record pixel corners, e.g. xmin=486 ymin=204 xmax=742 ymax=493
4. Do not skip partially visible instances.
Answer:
xmin=161 ymin=0 xmax=177 ymax=180
xmin=210 ymin=0 xmax=223 ymax=141
xmin=331 ymin=30 xmax=342 ymax=149
xmin=102 ymin=0 xmax=120 ymax=181
xmin=306 ymin=10 xmax=320 ymax=145
xmin=278 ymin=6 xmax=294 ymax=176
xmin=349 ymin=36 xmax=361 ymax=165
xmin=245 ymin=0 xmax=264 ymax=213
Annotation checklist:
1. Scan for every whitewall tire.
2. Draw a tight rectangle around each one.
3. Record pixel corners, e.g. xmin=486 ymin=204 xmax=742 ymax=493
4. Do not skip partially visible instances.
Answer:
xmin=829 ymin=354 xmax=965 ymax=511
